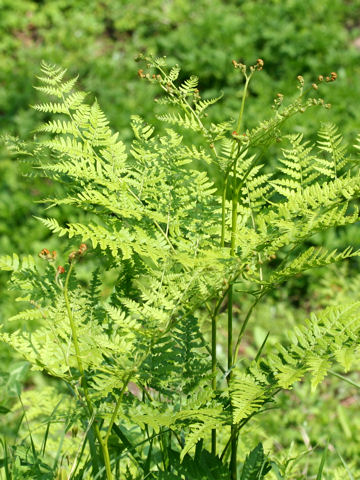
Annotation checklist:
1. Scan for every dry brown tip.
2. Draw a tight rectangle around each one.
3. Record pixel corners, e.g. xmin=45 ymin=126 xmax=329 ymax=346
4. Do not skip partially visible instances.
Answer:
xmin=68 ymin=251 xmax=77 ymax=262
xmin=79 ymin=243 xmax=87 ymax=255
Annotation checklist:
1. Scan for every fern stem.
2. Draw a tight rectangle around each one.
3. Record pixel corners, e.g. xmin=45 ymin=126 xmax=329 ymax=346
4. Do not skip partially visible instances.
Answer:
xmin=228 ymin=284 xmax=237 ymax=480
xmin=227 ymin=73 xmax=252 ymax=480
xmin=232 ymin=293 xmax=264 ymax=365
xmin=228 ymin=169 xmax=238 ymax=479
xmin=221 ymin=172 xmax=229 ymax=247
xmin=211 ymin=310 xmax=217 ymax=455
xmin=64 ymin=262 xmax=84 ymax=376
xmin=329 ymin=370 xmax=360 ymax=389
xmin=100 ymin=441 xmax=113 ymax=480
xmin=105 ymin=372 xmax=133 ymax=443
xmin=208 ymin=292 xmax=225 ymax=454
xmin=64 ymin=262 xmax=113 ymax=480
xmin=235 ymin=76 xmax=251 ymax=135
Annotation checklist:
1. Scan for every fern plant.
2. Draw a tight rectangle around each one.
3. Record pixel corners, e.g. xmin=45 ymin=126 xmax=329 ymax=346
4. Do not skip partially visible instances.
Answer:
xmin=1 ymin=58 xmax=360 ymax=479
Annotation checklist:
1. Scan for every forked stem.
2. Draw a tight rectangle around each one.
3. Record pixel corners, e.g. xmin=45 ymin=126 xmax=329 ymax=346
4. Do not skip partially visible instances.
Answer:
xmin=227 ymin=71 xmax=252 ymax=480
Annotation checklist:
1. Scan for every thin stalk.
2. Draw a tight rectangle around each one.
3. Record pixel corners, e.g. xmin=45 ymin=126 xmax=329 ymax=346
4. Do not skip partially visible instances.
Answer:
xmin=235 ymin=75 xmax=251 ymax=135
xmin=246 ymin=186 xmax=263 ymax=286
xmin=200 ymin=332 xmax=225 ymax=374
xmin=221 ymin=73 xmax=252 ymax=249
xmin=64 ymin=262 xmax=83 ymax=375
xmin=228 ymin=284 xmax=237 ymax=479
xmin=329 ymin=370 xmax=360 ymax=390
xmin=210 ymin=295 xmax=226 ymax=453
xmin=211 ymin=311 xmax=218 ymax=455
xmin=104 ymin=373 xmax=133 ymax=443
xmin=228 ymin=183 xmax=238 ymax=474
xmin=227 ymin=73 xmax=251 ymax=480
xmin=228 ymin=75 xmax=251 ymax=380
xmin=232 ymin=293 xmax=264 ymax=365
xmin=64 ymin=263 xmax=113 ymax=480
xmin=221 ymin=173 xmax=229 ymax=247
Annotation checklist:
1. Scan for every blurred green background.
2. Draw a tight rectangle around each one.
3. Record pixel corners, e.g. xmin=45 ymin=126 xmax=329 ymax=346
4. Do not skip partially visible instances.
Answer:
xmin=1 ymin=0 xmax=360 ymax=476
xmin=2 ymin=0 xmax=360 ymax=255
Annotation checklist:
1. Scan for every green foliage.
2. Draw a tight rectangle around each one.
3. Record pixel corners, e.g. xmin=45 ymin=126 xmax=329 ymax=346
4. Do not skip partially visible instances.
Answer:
xmin=240 ymin=443 xmax=271 ymax=480
xmin=2 ymin=53 xmax=360 ymax=479
xmin=1 ymin=4 xmax=360 ymax=433
xmin=1 ymin=0 xmax=360 ymax=265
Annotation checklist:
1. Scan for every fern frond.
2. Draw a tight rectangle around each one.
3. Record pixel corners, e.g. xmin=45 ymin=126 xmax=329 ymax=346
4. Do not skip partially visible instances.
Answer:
xmin=32 ymin=102 xmax=69 ymax=114
xmin=195 ymin=93 xmax=223 ymax=115
xmin=156 ymin=111 xmax=201 ymax=131
xmin=306 ymin=355 xmax=331 ymax=392
xmin=230 ymin=371 xmax=268 ymax=423
xmin=271 ymin=133 xmax=319 ymax=197
xmin=37 ymin=62 xmax=67 ymax=85
xmin=168 ymin=65 xmax=181 ymax=81
xmin=317 ymin=123 xmax=347 ymax=177
xmin=266 ymin=302 xmax=360 ymax=391
xmin=267 ymin=247 xmax=360 ymax=286
xmin=240 ymin=443 xmax=271 ymax=480
xmin=0 ymin=254 xmax=36 ymax=272
xmin=36 ymin=119 xmax=78 ymax=135
xmin=180 ymin=418 xmax=224 ymax=461
xmin=179 ymin=76 xmax=199 ymax=97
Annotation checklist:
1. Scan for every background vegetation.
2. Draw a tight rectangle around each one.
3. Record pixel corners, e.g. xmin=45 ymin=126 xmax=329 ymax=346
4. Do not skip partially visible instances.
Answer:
xmin=1 ymin=0 xmax=360 ymax=477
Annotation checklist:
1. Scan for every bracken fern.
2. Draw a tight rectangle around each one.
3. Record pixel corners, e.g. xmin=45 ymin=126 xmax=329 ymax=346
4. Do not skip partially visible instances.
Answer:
xmin=1 ymin=58 xmax=360 ymax=479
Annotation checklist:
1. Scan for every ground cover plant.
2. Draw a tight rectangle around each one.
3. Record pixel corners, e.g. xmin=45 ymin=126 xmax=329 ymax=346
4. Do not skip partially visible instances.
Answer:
xmin=1 ymin=55 xmax=360 ymax=479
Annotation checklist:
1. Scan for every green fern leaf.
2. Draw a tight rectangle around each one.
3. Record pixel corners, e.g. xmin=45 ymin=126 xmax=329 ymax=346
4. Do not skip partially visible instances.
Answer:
xmin=230 ymin=372 xmax=267 ymax=423
xmin=240 ymin=443 xmax=271 ymax=480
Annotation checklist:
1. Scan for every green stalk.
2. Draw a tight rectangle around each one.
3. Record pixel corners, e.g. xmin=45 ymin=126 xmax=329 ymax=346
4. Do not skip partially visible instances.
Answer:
xmin=64 ymin=262 xmax=83 ymax=375
xmin=232 ymin=294 xmax=263 ymax=365
xmin=210 ymin=294 xmax=225 ymax=454
xmin=221 ymin=173 xmax=229 ymax=248
xmin=211 ymin=311 xmax=218 ymax=455
xmin=105 ymin=372 xmax=133 ymax=443
xmin=235 ymin=75 xmax=251 ymax=136
xmin=228 ymin=277 xmax=237 ymax=479
xmin=64 ymin=262 xmax=113 ymax=480
xmin=228 ymin=73 xmax=252 ymax=480
xmin=329 ymin=370 xmax=360 ymax=390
